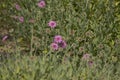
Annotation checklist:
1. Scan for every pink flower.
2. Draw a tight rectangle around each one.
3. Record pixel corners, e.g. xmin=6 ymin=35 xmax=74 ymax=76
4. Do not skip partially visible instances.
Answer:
xmin=50 ymin=43 xmax=58 ymax=50
xmin=15 ymin=3 xmax=21 ymax=10
xmin=48 ymin=21 xmax=57 ymax=28
xmin=19 ymin=16 xmax=24 ymax=22
xmin=59 ymin=40 xmax=67 ymax=48
xmin=38 ymin=1 xmax=46 ymax=8
xmin=2 ymin=35 xmax=8 ymax=42
xmin=82 ymin=53 xmax=90 ymax=60
xmin=54 ymin=35 xmax=62 ymax=43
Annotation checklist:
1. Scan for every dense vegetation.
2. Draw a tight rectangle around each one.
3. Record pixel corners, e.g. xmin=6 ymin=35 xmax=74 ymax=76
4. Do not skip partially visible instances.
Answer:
xmin=0 ymin=0 xmax=120 ymax=80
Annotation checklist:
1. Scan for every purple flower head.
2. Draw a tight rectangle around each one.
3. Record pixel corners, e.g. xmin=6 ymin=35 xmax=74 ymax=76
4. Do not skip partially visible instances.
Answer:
xmin=19 ymin=16 xmax=24 ymax=22
xmin=50 ymin=43 xmax=58 ymax=50
xmin=48 ymin=21 xmax=57 ymax=28
xmin=82 ymin=53 xmax=90 ymax=60
xmin=54 ymin=35 xmax=62 ymax=43
xmin=59 ymin=40 xmax=67 ymax=48
xmin=38 ymin=1 xmax=46 ymax=8
xmin=15 ymin=3 xmax=21 ymax=10
xmin=2 ymin=35 xmax=8 ymax=42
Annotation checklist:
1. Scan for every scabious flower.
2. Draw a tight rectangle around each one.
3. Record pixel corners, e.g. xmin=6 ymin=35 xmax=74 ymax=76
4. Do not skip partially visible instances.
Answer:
xmin=19 ymin=16 xmax=24 ymax=22
xmin=48 ymin=21 xmax=57 ymax=28
xmin=2 ymin=35 xmax=8 ymax=42
xmin=82 ymin=53 xmax=90 ymax=60
xmin=50 ymin=43 xmax=58 ymax=50
xmin=59 ymin=40 xmax=67 ymax=48
xmin=38 ymin=0 xmax=46 ymax=8
xmin=50 ymin=35 xmax=67 ymax=51
xmin=15 ymin=3 xmax=21 ymax=10
xmin=54 ymin=35 xmax=62 ymax=43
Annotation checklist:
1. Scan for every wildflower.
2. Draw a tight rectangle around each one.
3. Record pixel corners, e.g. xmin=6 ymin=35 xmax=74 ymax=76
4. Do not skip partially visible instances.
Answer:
xmin=82 ymin=53 xmax=90 ymax=60
xmin=38 ymin=0 xmax=46 ymax=8
xmin=48 ymin=21 xmax=57 ymax=28
xmin=54 ymin=35 xmax=62 ymax=43
xmin=15 ymin=3 xmax=21 ymax=10
xmin=19 ymin=16 xmax=24 ymax=22
xmin=59 ymin=40 xmax=67 ymax=48
xmin=2 ymin=35 xmax=8 ymax=42
xmin=50 ymin=43 xmax=58 ymax=50
xmin=88 ymin=61 xmax=93 ymax=67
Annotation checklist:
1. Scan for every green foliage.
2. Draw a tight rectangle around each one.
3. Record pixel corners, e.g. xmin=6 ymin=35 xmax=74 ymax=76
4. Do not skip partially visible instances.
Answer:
xmin=0 ymin=54 xmax=120 ymax=80
xmin=0 ymin=0 xmax=120 ymax=80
